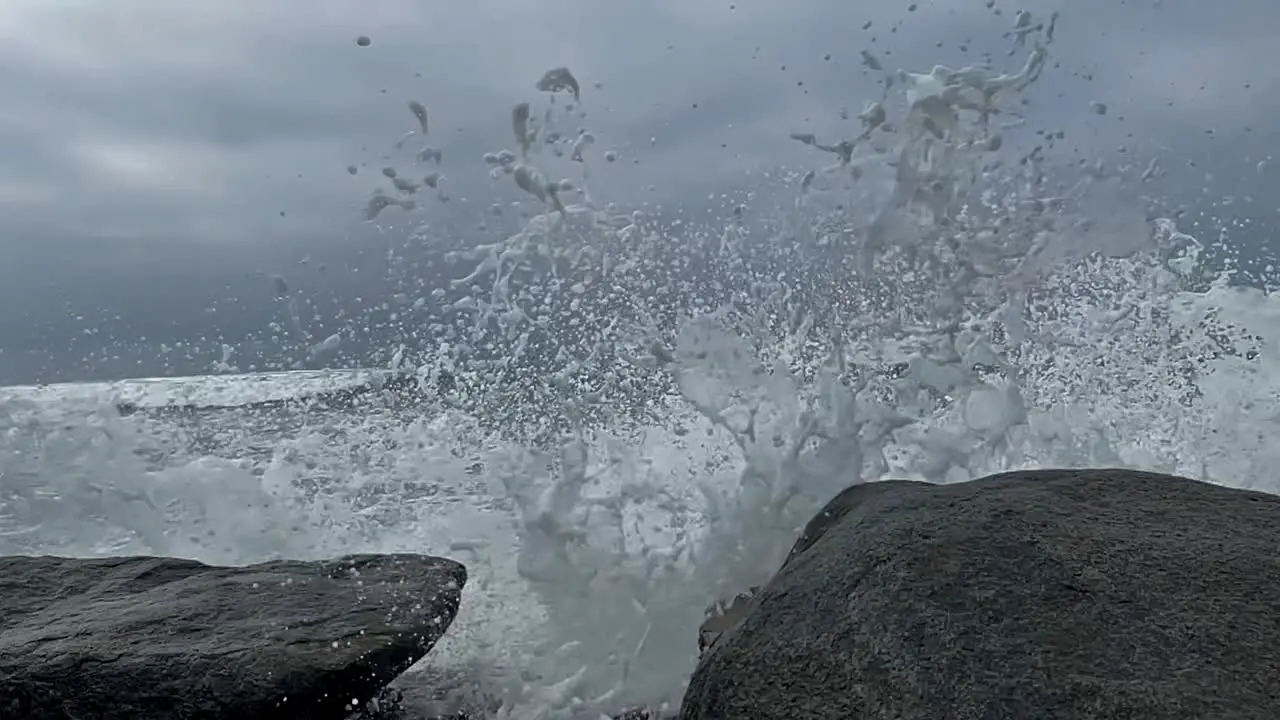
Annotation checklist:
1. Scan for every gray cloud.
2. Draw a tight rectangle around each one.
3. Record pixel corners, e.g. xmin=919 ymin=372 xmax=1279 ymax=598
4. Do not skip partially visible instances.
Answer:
xmin=0 ymin=0 xmax=1276 ymax=384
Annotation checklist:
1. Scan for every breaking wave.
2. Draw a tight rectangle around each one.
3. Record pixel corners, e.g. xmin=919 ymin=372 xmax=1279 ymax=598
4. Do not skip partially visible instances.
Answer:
xmin=2 ymin=10 xmax=1278 ymax=718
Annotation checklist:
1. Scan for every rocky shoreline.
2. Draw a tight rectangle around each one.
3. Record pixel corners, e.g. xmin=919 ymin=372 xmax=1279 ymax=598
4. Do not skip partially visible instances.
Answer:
xmin=0 ymin=554 xmax=466 ymax=719
xmin=6 ymin=469 xmax=1280 ymax=718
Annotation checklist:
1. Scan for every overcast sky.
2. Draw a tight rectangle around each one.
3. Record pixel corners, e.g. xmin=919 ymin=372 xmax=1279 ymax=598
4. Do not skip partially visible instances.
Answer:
xmin=0 ymin=0 xmax=1276 ymax=384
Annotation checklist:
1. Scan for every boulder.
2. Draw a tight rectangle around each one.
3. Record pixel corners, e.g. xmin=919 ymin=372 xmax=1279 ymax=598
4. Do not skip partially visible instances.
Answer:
xmin=0 ymin=553 xmax=466 ymax=719
xmin=697 ymin=586 xmax=758 ymax=658
xmin=679 ymin=468 xmax=1280 ymax=719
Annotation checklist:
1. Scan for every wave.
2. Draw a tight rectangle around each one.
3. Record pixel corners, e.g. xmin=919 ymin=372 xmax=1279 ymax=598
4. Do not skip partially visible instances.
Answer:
xmin=3 ymin=10 xmax=1279 ymax=718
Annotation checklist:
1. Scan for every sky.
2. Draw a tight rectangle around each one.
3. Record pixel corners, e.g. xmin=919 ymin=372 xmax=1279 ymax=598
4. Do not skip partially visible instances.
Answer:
xmin=0 ymin=0 xmax=1277 ymax=385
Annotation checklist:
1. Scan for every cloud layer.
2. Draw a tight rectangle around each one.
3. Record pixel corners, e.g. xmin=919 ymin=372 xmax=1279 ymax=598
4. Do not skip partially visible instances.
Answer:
xmin=0 ymin=0 xmax=1276 ymax=383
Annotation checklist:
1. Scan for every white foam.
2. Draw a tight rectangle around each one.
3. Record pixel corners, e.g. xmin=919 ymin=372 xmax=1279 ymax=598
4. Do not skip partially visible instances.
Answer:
xmin=1 ymin=8 xmax=1277 ymax=719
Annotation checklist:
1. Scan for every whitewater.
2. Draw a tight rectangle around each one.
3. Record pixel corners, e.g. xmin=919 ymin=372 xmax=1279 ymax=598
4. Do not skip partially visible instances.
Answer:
xmin=3 ymin=10 xmax=1279 ymax=718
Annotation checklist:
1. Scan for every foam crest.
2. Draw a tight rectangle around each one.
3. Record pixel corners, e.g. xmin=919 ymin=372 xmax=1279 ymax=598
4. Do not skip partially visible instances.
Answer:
xmin=1 ymin=8 xmax=1276 ymax=720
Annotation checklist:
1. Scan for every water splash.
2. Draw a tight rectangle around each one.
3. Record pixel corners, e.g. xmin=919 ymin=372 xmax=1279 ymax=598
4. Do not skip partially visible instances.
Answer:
xmin=374 ymin=12 xmax=1265 ymax=716
xmin=1 ymin=8 xmax=1275 ymax=720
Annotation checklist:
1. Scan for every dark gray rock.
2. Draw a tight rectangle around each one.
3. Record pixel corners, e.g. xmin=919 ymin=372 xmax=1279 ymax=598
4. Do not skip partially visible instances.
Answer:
xmin=0 ymin=553 xmax=466 ymax=719
xmin=679 ymin=468 xmax=1280 ymax=720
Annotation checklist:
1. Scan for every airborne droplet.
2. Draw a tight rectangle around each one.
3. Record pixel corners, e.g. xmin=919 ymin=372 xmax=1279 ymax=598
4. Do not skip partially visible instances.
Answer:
xmin=536 ymin=66 xmax=582 ymax=101
xmin=408 ymin=101 xmax=429 ymax=135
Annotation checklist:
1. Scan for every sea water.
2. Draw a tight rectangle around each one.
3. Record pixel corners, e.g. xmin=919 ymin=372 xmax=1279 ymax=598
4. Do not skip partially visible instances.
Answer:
xmin=3 ymin=10 xmax=1279 ymax=719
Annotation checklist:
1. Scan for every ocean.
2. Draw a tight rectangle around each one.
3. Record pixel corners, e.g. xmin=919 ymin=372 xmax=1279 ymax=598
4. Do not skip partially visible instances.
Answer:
xmin=4 ymin=12 xmax=1280 ymax=718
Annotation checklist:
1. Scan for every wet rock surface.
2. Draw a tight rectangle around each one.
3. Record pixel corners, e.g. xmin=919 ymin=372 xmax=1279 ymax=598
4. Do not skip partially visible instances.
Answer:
xmin=680 ymin=468 xmax=1280 ymax=719
xmin=0 ymin=553 xmax=466 ymax=719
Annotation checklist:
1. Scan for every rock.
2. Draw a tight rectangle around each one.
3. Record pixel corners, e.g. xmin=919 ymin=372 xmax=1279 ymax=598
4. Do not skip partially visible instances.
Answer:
xmin=697 ymin=586 xmax=758 ymax=658
xmin=0 ymin=553 xmax=466 ymax=719
xmin=679 ymin=468 xmax=1280 ymax=719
